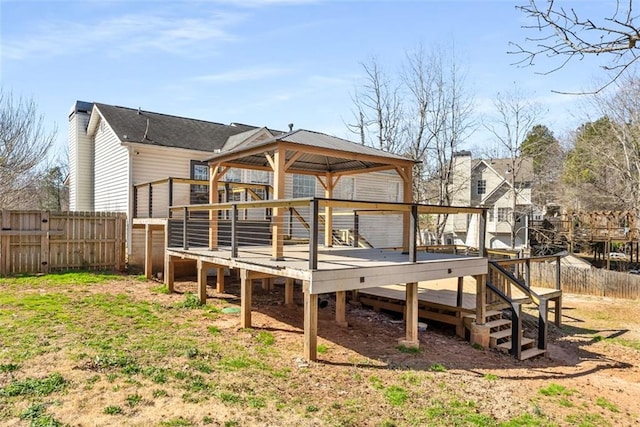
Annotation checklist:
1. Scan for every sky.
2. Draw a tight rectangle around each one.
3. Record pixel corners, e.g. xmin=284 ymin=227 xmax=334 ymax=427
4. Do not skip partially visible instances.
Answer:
xmin=0 ymin=0 xmax=616 ymax=161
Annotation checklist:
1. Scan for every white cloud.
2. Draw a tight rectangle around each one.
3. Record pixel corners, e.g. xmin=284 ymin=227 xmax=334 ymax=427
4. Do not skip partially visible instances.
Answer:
xmin=3 ymin=11 xmax=245 ymax=60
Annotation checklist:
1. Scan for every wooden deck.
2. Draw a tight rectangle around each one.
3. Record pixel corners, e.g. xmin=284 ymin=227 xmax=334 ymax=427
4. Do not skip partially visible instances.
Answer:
xmin=356 ymin=277 xmax=561 ymax=332
xmin=166 ymin=245 xmax=488 ymax=295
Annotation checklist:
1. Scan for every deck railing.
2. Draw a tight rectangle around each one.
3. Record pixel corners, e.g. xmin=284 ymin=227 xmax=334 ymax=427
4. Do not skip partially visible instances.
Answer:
xmin=168 ymin=198 xmax=486 ymax=270
xmin=132 ymin=178 xmax=272 ymax=219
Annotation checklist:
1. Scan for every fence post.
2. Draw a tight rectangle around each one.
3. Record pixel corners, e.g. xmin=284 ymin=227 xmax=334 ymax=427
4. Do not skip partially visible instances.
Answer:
xmin=40 ymin=211 xmax=50 ymax=274
xmin=1 ymin=210 xmax=9 ymax=275
xmin=524 ymin=258 xmax=531 ymax=289
xmin=555 ymin=256 xmax=561 ymax=290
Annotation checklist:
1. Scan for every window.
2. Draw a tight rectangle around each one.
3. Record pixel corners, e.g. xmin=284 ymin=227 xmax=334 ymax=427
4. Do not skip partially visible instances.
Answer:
xmin=248 ymin=170 xmax=269 ymax=184
xmin=498 ymin=207 xmax=512 ymax=222
xmin=190 ymin=161 xmax=209 ymax=204
xmin=224 ymin=168 xmax=241 ymax=182
xmin=477 ymin=180 xmax=486 ymax=195
xmin=292 ymin=174 xmax=316 ymax=198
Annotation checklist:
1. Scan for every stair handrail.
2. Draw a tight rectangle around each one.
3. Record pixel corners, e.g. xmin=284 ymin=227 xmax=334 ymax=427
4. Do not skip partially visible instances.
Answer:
xmin=485 ymin=280 xmax=522 ymax=359
xmin=489 ymin=261 xmax=542 ymax=306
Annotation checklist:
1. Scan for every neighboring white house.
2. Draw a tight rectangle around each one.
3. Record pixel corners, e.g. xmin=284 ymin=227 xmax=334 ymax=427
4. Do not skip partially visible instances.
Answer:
xmin=445 ymin=151 xmax=533 ymax=249
xmin=67 ymin=101 xmax=406 ymax=269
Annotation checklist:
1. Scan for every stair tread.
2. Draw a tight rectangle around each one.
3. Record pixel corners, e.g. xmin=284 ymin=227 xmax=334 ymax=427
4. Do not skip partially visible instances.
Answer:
xmin=490 ymin=328 xmax=513 ymax=339
xmin=519 ymin=347 xmax=546 ymax=360
xmin=463 ymin=310 xmax=503 ymax=320
xmin=497 ymin=337 xmax=534 ymax=350
xmin=484 ymin=319 xmax=512 ymax=329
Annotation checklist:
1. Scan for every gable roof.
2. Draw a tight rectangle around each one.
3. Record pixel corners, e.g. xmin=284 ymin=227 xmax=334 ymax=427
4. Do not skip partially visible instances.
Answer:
xmin=90 ymin=103 xmax=260 ymax=152
xmin=473 ymin=157 xmax=534 ymax=182
xmin=206 ymin=129 xmax=416 ymax=174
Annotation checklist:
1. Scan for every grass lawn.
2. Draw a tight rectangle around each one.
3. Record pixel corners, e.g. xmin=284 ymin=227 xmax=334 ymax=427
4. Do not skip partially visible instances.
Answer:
xmin=0 ymin=272 xmax=638 ymax=426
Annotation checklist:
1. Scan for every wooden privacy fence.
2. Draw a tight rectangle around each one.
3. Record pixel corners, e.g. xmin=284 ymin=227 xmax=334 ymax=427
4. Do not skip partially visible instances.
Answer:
xmin=530 ymin=262 xmax=640 ymax=300
xmin=0 ymin=210 xmax=126 ymax=275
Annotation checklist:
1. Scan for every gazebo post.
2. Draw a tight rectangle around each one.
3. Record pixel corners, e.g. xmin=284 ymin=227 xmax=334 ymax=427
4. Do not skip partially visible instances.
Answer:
xmin=208 ymin=163 xmax=222 ymax=250
xmin=321 ymin=173 xmax=336 ymax=248
xmin=271 ymin=146 xmax=285 ymax=260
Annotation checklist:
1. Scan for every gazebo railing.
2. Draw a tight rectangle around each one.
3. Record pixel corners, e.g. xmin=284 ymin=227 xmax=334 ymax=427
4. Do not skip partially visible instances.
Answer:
xmin=168 ymin=198 xmax=486 ymax=270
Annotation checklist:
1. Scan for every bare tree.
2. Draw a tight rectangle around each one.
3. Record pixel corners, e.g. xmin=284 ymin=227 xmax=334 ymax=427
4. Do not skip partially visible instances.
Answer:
xmin=512 ymin=0 xmax=640 ymax=92
xmin=484 ymin=86 xmax=543 ymax=248
xmin=0 ymin=89 xmax=56 ymax=208
xmin=563 ymin=72 xmax=640 ymax=212
xmin=348 ymin=57 xmax=406 ymax=153
xmin=402 ymin=45 xmax=474 ymax=242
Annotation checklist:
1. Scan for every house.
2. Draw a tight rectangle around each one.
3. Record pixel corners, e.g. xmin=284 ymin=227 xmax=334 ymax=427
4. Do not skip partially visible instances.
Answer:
xmin=68 ymin=101 xmax=559 ymax=363
xmin=445 ymin=151 xmax=533 ymax=249
xmin=67 ymin=101 xmax=406 ymax=270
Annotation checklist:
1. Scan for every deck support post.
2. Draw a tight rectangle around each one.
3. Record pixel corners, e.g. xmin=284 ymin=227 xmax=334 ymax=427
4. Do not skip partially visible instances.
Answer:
xmin=216 ymin=267 xmax=225 ymax=293
xmin=455 ymin=276 xmax=465 ymax=338
xmin=538 ymin=299 xmax=548 ymax=350
xmin=261 ymin=278 xmax=273 ymax=291
xmin=475 ymin=274 xmax=486 ymax=326
xmin=144 ymin=224 xmax=153 ymax=279
xmin=335 ymin=290 xmax=348 ymax=327
xmin=240 ymin=269 xmax=252 ymax=328
xmin=197 ymin=259 xmax=208 ymax=304
xmin=285 ymin=278 xmax=295 ymax=306
xmin=398 ymin=282 xmax=419 ymax=348
xmin=554 ymin=295 xmax=562 ymax=327
xmin=165 ymin=255 xmax=175 ymax=293
xmin=303 ymin=282 xmax=318 ymax=361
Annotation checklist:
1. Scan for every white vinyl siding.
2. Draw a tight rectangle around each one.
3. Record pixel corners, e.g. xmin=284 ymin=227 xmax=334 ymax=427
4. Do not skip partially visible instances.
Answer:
xmin=94 ymin=122 xmax=129 ymax=212
xmin=132 ymin=147 xmax=214 ymax=218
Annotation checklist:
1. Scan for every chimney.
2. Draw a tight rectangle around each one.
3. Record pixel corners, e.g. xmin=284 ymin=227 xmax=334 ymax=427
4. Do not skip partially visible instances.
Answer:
xmin=288 ymin=123 xmax=294 ymax=132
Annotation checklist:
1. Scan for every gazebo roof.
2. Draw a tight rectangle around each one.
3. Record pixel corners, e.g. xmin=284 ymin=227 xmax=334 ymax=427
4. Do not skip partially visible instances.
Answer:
xmin=207 ymin=129 xmax=416 ymax=175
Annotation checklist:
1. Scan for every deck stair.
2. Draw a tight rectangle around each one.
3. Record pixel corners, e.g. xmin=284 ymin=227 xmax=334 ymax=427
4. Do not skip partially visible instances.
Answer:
xmin=481 ymin=263 xmax=554 ymax=361
xmin=468 ymin=309 xmax=545 ymax=361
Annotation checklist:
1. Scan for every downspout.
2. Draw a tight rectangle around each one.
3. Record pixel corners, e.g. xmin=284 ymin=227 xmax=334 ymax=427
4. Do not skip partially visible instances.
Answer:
xmin=126 ymin=145 xmax=135 ymax=264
